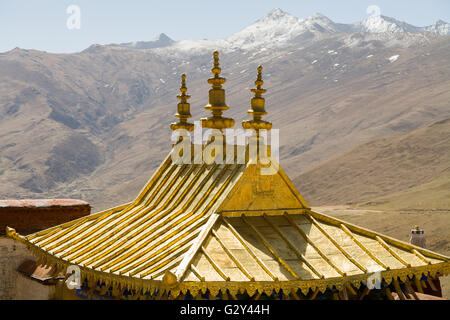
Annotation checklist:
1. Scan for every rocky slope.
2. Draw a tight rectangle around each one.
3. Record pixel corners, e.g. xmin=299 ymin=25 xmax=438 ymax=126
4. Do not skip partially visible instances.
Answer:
xmin=294 ymin=119 xmax=450 ymax=207
xmin=1 ymin=9 xmax=449 ymax=211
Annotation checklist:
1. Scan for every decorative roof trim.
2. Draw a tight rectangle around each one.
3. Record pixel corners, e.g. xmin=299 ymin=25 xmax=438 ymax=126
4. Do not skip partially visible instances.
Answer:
xmin=6 ymin=211 xmax=450 ymax=298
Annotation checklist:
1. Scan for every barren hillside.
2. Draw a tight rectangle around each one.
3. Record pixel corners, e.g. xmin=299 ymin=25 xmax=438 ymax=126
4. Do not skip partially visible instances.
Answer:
xmin=294 ymin=118 xmax=450 ymax=207
xmin=1 ymin=11 xmax=450 ymax=211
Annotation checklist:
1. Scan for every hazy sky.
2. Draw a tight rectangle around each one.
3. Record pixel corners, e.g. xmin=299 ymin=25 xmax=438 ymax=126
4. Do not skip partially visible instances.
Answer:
xmin=1 ymin=0 xmax=449 ymax=53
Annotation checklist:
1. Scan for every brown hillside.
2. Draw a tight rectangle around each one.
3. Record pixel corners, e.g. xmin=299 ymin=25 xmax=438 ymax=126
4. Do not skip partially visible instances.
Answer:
xmin=294 ymin=118 xmax=450 ymax=206
xmin=1 ymin=35 xmax=450 ymax=211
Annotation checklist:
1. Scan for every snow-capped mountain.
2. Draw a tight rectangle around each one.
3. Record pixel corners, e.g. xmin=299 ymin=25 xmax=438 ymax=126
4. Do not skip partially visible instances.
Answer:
xmin=423 ymin=20 xmax=450 ymax=35
xmin=224 ymin=9 xmax=348 ymax=50
xmin=225 ymin=8 xmax=308 ymax=49
xmin=354 ymin=15 xmax=450 ymax=35
xmin=355 ymin=15 xmax=421 ymax=33
xmin=106 ymin=8 xmax=449 ymax=54
xmin=159 ymin=9 xmax=351 ymax=53
xmin=298 ymin=12 xmax=353 ymax=34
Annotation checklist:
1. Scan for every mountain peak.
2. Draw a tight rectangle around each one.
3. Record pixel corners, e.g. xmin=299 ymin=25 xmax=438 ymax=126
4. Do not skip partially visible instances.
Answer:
xmin=310 ymin=12 xmax=329 ymax=20
xmin=115 ymin=33 xmax=175 ymax=50
xmin=304 ymin=12 xmax=334 ymax=24
xmin=358 ymin=15 xmax=420 ymax=33
xmin=225 ymin=9 xmax=302 ymax=50
xmin=266 ymin=8 xmax=289 ymax=18
xmin=155 ymin=33 xmax=174 ymax=43
xmin=259 ymin=8 xmax=296 ymax=22
xmin=424 ymin=19 xmax=450 ymax=35
xmin=300 ymin=12 xmax=343 ymax=33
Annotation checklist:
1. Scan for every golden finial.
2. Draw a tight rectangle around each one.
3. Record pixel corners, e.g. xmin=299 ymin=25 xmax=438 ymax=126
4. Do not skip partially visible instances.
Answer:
xmin=212 ymin=51 xmax=221 ymax=78
xmin=255 ymin=65 xmax=264 ymax=89
xmin=242 ymin=65 xmax=272 ymax=132
xmin=5 ymin=226 xmax=17 ymax=238
xmin=170 ymin=74 xmax=194 ymax=132
xmin=178 ymin=74 xmax=189 ymax=104
xmin=201 ymin=51 xmax=235 ymax=130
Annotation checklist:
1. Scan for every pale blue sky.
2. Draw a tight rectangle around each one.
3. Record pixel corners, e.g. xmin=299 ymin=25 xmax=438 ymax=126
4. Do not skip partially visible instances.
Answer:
xmin=0 ymin=0 xmax=449 ymax=53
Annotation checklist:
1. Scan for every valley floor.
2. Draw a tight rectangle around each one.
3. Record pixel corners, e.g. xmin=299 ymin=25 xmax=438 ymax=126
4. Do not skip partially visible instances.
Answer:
xmin=313 ymin=206 xmax=450 ymax=299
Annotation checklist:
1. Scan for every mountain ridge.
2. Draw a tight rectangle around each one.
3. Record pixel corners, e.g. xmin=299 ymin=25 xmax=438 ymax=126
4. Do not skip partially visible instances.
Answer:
xmin=0 ymin=9 xmax=449 ymax=211
xmin=113 ymin=33 xmax=175 ymax=50
xmin=104 ymin=8 xmax=450 ymax=53
xmin=2 ymin=9 xmax=448 ymax=55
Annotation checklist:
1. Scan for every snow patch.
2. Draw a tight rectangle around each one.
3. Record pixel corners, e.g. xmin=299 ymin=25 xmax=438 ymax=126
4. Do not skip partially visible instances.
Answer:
xmin=388 ymin=55 xmax=399 ymax=63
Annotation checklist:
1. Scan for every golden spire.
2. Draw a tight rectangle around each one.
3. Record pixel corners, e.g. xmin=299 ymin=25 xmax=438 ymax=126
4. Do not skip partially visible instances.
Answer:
xmin=242 ymin=65 xmax=272 ymax=132
xmin=201 ymin=51 xmax=235 ymax=130
xmin=170 ymin=74 xmax=194 ymax=132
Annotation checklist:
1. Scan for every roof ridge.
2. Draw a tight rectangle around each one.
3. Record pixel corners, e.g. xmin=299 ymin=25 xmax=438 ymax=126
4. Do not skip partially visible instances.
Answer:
xmin=173 ymin=213 xmax=221 ymax=282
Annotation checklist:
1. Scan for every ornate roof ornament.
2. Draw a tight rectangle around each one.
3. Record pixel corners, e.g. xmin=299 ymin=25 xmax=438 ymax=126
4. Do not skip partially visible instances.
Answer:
xmin=242 ymin=65 xmax=272 ymax=132
xmin=170 ymin=74 xmax=194 ymax=132
xmin=201 ymin=51 xmax=235 ymax=130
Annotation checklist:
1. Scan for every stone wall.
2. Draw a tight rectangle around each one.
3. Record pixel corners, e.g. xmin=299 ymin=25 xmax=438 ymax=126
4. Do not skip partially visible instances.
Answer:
xmin=0 ymin=199 xmax=90 ymax=235
xmin=0 ymin=199 xmax=90 ymax=299
xmin=0 ymin=237 xmax=55 ymax=299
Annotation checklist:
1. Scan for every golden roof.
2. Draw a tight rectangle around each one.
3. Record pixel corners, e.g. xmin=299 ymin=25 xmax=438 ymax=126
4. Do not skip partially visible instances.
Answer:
xmin=6 ymin=52 xmax=449 ymax=299
xmin=6 ymin=150 xmax=449 ymax=297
